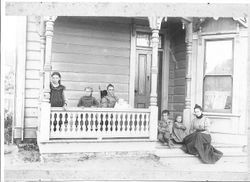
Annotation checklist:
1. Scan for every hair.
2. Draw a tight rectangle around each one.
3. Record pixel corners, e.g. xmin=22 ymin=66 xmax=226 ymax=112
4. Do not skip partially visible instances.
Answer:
xmin=162 ymin=110 xmax=170 ymax=115
xmin=194 ymin=104 xmax=203 ymax=111
xmin=175 ymin=115 xmax=182 ymax=121
xmin=175 ymin=115 xmax=182 ymax=119
xmin=107 ymin=84 xmax=114 ymax=90
xmin=84 ymin=87 xmax=93 ymax=92
xmin=51 ymin=72 xmax=61 ymax=85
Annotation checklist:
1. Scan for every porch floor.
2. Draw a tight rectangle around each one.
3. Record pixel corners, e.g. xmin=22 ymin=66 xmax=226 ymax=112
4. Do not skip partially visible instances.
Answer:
xmin=5 ymin=142 xmax=248 ymax=181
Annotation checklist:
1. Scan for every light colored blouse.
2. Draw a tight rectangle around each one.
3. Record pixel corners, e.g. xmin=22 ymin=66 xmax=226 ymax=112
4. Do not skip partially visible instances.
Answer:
xmin=189 ymin=116 xmax=210 ymax=134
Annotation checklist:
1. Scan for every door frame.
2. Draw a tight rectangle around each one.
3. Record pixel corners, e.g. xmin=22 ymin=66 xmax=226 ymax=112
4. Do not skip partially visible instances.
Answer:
xmin=129 ymin=24 xmax=169 ymax=112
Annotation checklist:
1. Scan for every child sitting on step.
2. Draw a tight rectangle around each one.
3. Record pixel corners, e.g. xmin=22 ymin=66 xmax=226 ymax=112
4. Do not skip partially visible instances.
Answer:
xmin=172 ymin=115 xmax=188 ymax=143
xmin=158 ymin=110 xmax=174 ymax=148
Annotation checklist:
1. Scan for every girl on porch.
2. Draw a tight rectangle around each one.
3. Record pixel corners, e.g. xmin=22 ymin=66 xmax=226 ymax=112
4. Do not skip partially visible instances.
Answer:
xmin=172 ymin=115 xmax=188 ymax=143
xmin=50 ymin=72 xmax=67 ymax=108
xmin=181 ymin=104 xmax=223 ymax=164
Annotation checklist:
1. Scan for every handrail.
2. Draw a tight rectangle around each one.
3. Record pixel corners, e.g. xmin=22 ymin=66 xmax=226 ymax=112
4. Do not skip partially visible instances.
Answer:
xmin=51 ymin=107 xmax=151 ymax=113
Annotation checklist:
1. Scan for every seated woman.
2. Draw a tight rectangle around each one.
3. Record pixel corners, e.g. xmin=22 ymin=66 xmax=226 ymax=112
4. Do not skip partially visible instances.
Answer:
xmin=77 ymin=87 xmax=99 ymax=107
xmin=181 ymin=104 xmax=223 ymax=164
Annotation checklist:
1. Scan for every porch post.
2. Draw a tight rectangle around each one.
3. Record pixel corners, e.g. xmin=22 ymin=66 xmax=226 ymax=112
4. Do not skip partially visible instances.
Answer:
xmin=182 ymin=20 xmax=193 ymax=129
xmin=38 ymin=16 xmax=57 ymax=142
xmin=148 ymin=16 xmax=163 ymax=140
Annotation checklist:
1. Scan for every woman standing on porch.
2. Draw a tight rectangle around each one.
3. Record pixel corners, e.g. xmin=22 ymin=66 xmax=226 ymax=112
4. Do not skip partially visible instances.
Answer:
xmin=50 ymin=72 xmax=67 ymax=108
xmin=181 ymin=104 xmax=223 ymax=164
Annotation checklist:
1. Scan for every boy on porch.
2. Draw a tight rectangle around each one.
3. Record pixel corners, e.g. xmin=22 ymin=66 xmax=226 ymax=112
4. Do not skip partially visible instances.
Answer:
xmin=100 ymin=84 xmax=119 ymax=108
xmin=158 ymin=110 xmax=174 ymax=148
xmin=77 ymin=87 xmax=99 ymax=108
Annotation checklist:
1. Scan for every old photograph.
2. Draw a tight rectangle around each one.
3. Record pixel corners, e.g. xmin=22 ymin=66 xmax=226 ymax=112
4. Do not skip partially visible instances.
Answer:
xmin=2 ymin=1 xmax=250 ymax=181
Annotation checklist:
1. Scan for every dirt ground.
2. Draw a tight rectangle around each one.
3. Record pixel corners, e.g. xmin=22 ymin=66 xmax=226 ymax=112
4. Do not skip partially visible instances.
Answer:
xmin=4 ymin=143 xmax=249 ymax=181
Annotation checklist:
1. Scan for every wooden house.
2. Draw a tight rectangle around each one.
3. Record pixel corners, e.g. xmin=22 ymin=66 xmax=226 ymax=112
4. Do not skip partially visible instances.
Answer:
xmin=13 ymin=16 xmax=248 ymax=155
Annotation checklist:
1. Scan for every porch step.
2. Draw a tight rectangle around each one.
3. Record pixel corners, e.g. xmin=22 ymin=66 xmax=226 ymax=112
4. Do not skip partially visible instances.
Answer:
xmin=154 ymin=142 xmax=247 ymax=172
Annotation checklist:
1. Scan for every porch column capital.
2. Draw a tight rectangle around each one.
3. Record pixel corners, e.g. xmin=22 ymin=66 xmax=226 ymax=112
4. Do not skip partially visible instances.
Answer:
xmin=148 ymin=16 xmax=164 ymax=30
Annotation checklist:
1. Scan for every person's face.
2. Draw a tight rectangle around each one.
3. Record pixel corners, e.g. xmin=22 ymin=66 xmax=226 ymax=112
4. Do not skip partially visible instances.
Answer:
xmin=84 ymin=88 xmax=92 ymax=96
xmin=107 ymin=86 xmax=114 ymax=96
xmin=194 ymin=108 xmax=202 ymax=117
xmin=51 ymin=75 xmax=60 ymax=85
xmin=162 ymin=113 xmax=169 ymax=121
xmin=176 ymin=116 xmax=182 ymax=123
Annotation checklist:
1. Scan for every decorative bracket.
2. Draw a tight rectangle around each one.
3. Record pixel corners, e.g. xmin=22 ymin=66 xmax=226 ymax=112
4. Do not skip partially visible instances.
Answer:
xmin=148 ymin=16 xmax=164 ymax=30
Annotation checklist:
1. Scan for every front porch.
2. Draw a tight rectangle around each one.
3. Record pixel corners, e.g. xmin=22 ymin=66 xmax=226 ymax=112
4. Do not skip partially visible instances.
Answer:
xmin=37 ymin=16 xmax=191 ymax=154
xmin=34 ymin=15 xmax=247 ymax=155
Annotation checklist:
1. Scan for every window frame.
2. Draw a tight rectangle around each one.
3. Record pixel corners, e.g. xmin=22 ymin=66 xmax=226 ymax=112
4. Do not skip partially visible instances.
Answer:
xmin=202 ymin=38 xmax=235 ymax=113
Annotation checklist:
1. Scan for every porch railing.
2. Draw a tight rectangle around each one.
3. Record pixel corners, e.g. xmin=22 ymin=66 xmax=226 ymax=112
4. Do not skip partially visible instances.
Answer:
xmin=50 ymin=107 xmax=151 ymax=140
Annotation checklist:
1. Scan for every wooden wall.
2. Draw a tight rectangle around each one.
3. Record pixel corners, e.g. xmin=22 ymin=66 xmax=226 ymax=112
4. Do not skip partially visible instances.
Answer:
xmin=20 ymin=16 xmax=132 ymax=139
xmin=22 ymin=16 xmax=41 ymax=139
xmin=168 ymin=25 xmax=186 ymax=119
xmin=52 ymin=17 xmax=131 ymax=107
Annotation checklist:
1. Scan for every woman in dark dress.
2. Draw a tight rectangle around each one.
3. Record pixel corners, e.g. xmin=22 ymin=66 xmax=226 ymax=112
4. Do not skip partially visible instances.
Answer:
xmin=50 ymin=72 xmax=67 ymax=107
xmin=181 ymin=104 xmax=223 ymax=164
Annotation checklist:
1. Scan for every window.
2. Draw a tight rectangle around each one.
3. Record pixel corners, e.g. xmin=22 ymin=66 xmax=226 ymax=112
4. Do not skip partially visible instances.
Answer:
xmin=136 ymin=32 xmax=163 ymax=48
xmin=203 ymin=39 xmax=234 ymax=113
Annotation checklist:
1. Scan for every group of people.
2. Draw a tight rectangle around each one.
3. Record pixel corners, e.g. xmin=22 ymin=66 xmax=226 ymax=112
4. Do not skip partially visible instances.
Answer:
xmin=50 ymin=72 xmax=223 ymax=164
xmin=158 ymin=104 xmax=223 ymax=164
xmin=49 ymin=72 xmax=121 ymax=108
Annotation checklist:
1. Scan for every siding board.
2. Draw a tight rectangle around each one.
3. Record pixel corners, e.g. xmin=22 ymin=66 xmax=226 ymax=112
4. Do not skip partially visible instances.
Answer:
xmin=52 ymin=43 xmax=130 ymax=58
xmin=53 ymin=33 xmax=130 ymax=49
xmin=52 ymin=53 xmax=129 ymax=66
xmin=52 ymin=62 xmax=129 ymax=75
xmin=25 ymin=107 xmax=38 ymax=118
xmin=60 ymin=72 xmax=129 ymax=83
xmin=25 ymin=89 xmax=39 ymax=99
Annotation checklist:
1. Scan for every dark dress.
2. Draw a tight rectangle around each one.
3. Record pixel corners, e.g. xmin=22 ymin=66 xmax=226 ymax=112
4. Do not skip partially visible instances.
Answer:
xmin=50 ymin=83 xmax=66 ymax=107
xmin=182 ymin=116 xmax=223 ymax=164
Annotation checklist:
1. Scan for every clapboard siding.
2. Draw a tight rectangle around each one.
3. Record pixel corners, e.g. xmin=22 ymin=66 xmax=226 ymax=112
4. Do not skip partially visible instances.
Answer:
xmin=52 ymin=53 xmax=129 ymax=66
xmin=60 ymin=72 xmax=129 ymax=84
xmin=55 ymin=19 xmax=130 ymax=41
xmin=52 ymin=17 xmax=131 ymax=107
xmin=168 ymin=28 xmax=186 ymax=118
xmin=24 ymin=118 xmax=38 ymax=128
xmin=52 ymin=62 xmax=129 ymax=75
xmin=25 ymin=89 xmax=39 ymax=99
xmin=52 ymin=43 xmax=130 ymax=58
xmin=64 ymin=82 xmax=128 ymax=92
xmin=53 ymin=33 xmax=130 ymax=49
xmin=21 ymin=16 xmax=41 ymax=139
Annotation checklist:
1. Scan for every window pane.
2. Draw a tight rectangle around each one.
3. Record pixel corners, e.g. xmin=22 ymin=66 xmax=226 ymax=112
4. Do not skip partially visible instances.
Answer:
xmin=203 ymin=76 xmax=232 ymax=112
xmin=136 ymin=32 xmax=163 ymax=48
xmin=205 ymin=39 xmax=233 ymax=75
xmin=136 ymin=33 xmax=150 ymax=47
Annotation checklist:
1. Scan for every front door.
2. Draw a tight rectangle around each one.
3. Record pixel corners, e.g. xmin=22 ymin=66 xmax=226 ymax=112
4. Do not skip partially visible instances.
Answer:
xmin=134 ymin=50 xmax=163 ymax=109
xmin=134 ymin=50 xmax=152 ymax=108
